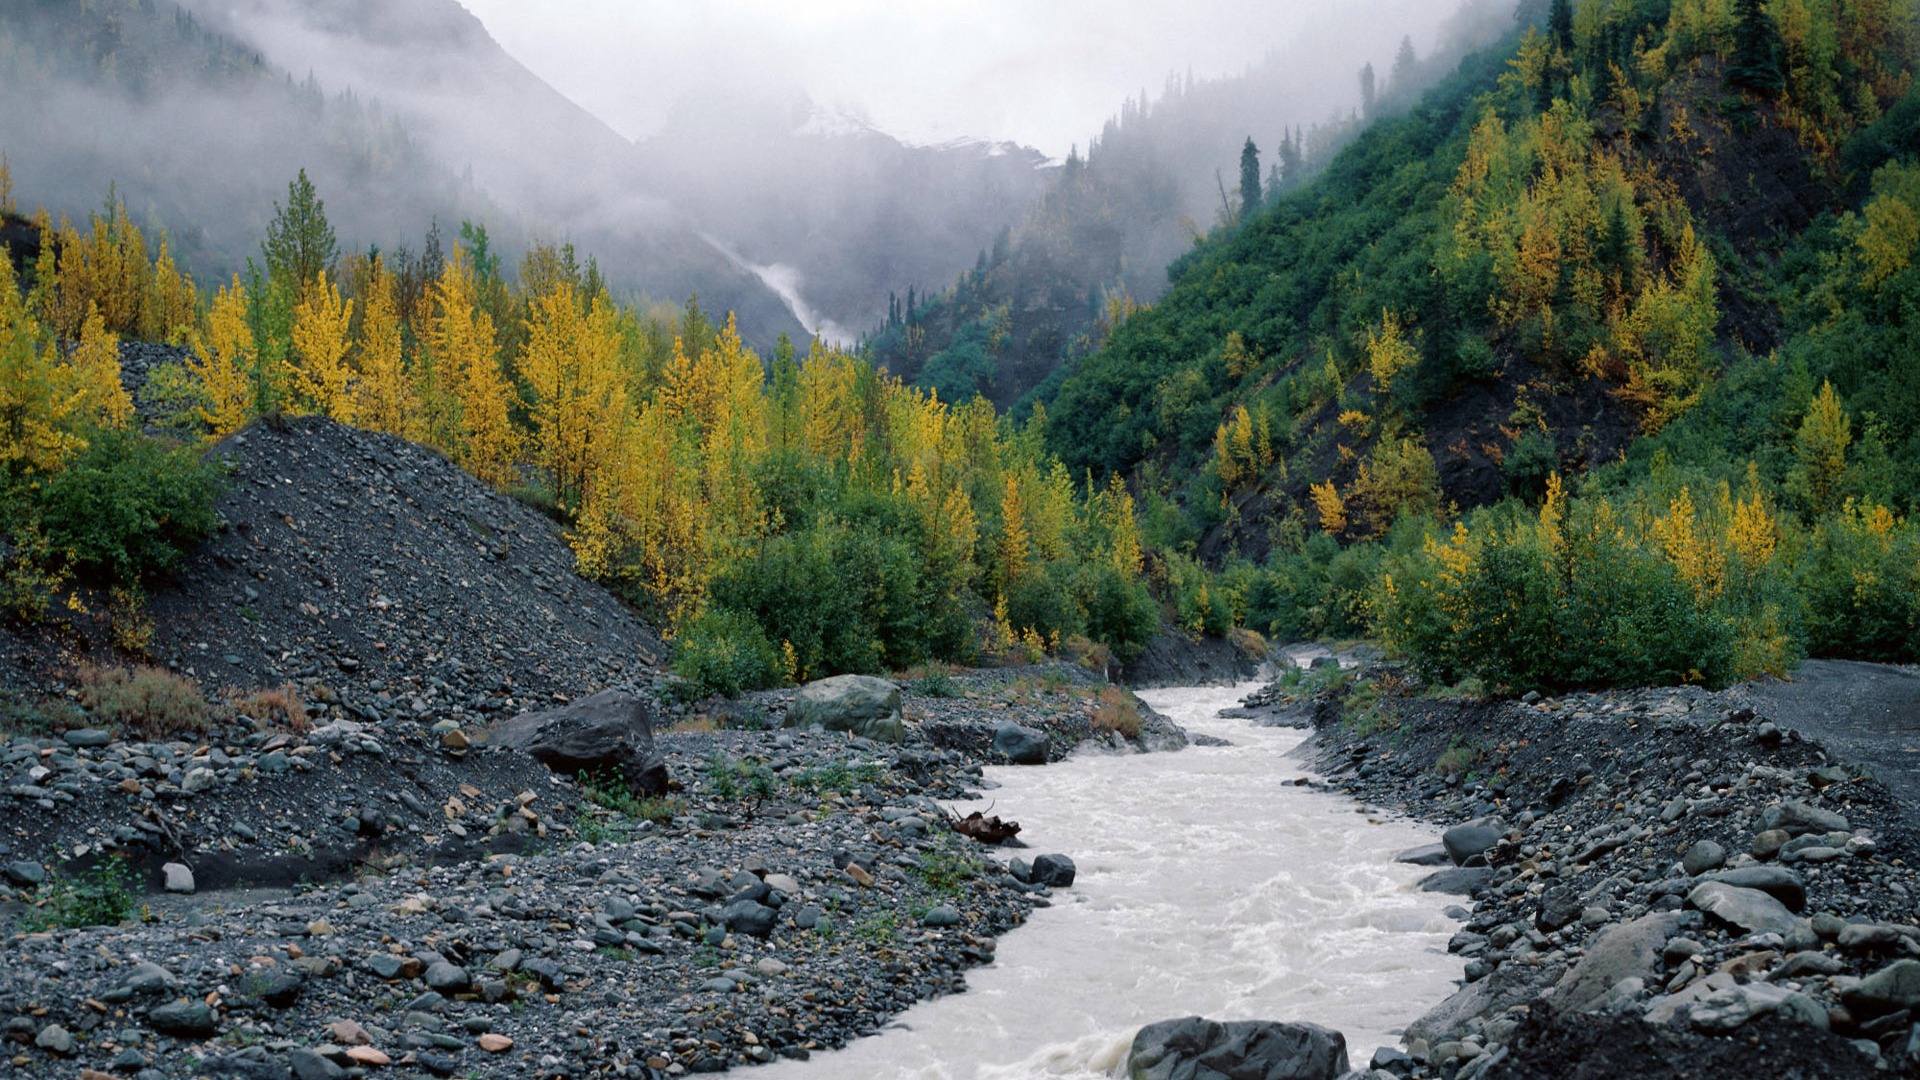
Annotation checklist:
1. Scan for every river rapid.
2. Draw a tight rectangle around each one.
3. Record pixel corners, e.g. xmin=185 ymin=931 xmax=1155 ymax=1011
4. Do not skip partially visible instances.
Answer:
xmin=755 ymin=681 xmax=1464 ymax=1080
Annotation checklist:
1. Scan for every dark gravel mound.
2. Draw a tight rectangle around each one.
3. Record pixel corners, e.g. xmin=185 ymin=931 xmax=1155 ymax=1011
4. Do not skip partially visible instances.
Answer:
xmin=145 ymin=414 xmax=666 ymax=714
xmin=1484 ymin=1008 xmax=1881 ymax=1080
xmin=1118 ymin=631 xmax=1261 ymax=689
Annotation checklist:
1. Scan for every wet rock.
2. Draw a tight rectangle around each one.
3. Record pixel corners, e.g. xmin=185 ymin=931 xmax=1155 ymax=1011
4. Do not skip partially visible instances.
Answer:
xmin=1127 ymin=1016 xmax=1349 ymax=1080
xmin=1419 ymin=867 xmax=1493 ymax=895
xmin=62 ymin=728 xmax=112 ymax=748
xmin=492 ymin=689 xmax=668 ymax=795
xmin=288 ymin=1049 xmax=344 ymax=1080
xmin=1442 ymin=821 xmax=1501 ymax=867
xmin=1031 ymin=854 xmax=1077 ymax=888
xmin=1395 ymin=843 xmax=1451 ymax=867
xmin=785 ymin=674 xmax=905 ymax=743
xmin=992 ymin=722 xmax=1049 ymax=765
xmin=1536 ymin=885 xmax=1583 ymax=931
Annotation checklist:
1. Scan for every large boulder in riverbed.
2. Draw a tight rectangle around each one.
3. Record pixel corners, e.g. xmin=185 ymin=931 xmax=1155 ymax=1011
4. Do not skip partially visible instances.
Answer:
xmin=491 ymin=690 xmax=668 ymax=794
xmin=1127 ymin=1016 xmax=1348 ymax=1080
xmin=785 ymin=675 xmax=905 ymax=743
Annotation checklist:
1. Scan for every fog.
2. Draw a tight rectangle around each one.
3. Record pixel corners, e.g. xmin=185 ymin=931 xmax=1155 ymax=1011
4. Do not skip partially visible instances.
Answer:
xmin=1 ymin=0 xmax=1518 ymax=350
xmin=460 ymin=0 xmax=1464 ymax=158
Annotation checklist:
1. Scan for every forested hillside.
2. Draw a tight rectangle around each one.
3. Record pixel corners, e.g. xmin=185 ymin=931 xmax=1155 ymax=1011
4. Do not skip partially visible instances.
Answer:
xmin=3 ymin=0 xmax=1917 ymax=707
xmin=1040 ymin=0 xmax=1920 ymax=688
xmin=861 ymin=0 xmax=1515 ymax=410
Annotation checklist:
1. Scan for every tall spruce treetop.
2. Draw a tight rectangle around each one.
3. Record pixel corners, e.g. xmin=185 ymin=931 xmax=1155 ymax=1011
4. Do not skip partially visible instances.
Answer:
xmin=262 ymin=169 xmax=338 ymax=299
xmin=1239 ymin=138 xmax=1263 ymax=217
xmin=1728 ymin=0 xmax=1786 ymax=97
xmin=1548 ymin=0 xmax=1574 ymax=54
xmin=1359 ymin=62 xmax=1378 ymax=119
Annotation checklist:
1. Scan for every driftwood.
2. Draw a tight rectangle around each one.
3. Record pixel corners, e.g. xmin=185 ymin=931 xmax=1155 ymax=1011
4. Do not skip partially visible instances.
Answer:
xmin=947 ymin=805 xmax=1021 ymax=845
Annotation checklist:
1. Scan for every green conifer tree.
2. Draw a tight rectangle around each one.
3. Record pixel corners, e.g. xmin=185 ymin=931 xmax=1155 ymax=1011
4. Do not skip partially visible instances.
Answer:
xmin=1239 ymin=138 xmax=1263 ymax=217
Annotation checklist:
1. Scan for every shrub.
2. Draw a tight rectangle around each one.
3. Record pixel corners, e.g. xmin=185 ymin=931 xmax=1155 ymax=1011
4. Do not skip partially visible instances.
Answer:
xmin=74 ymin=662 xmax=211 ymax=739
xmin=34 ymin=426 xmax=223 ymax=586
xmin=1091 ymin=685 xmax=1145 ymax=738
xmin=227 ymin=683 xmax=308 ymax=732
xmin=18 ymin=858 xmax=136 ymax=931
xmin=1079 ymin=562 xmax=1160 ymax=661
xmin=1797 ymin=500 xmax=1920 ymax=661
xmin=671 ymin=607 xmax=787 ymax=698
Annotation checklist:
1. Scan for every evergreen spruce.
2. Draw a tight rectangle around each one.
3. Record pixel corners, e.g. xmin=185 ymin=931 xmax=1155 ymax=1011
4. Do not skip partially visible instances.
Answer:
xmin=1728 ymin=0 xmax=1786 ymax=97
xmin=1239 ymin=138 xmax=1263 ymax=217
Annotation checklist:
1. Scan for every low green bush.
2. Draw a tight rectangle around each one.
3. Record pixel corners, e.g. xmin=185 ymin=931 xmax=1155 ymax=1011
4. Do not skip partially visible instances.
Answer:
xmin=34 ymin=426 xmax=223 ymax=586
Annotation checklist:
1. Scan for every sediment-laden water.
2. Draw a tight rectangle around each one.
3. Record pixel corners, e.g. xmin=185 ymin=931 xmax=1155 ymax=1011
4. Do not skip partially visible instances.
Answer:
xmin=756 ymin=681 xmax=1463 ymax=1080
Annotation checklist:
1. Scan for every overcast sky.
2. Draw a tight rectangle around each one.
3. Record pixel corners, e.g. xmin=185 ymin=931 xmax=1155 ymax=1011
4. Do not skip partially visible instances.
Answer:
xmin=457 ymin=1 xmax=1454 ymax=156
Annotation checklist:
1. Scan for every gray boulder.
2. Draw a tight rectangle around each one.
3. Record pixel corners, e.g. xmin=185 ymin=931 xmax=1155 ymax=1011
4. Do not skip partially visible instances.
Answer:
xmin=1396 ymin=843 xmax=1451 ymax=866
xmin=1704 ymin=866 xmax=1806 ymax=912
xmin=1843 ymin=959 xmax=1920 ymax=1014
xmin=992 ymin=721 xmax=1050 ymax=764
xmin=1548 ymin=912 xmax=1681 ymax=1014
xmin=1681 ymin=839 xmax=1726 ymax=875
xmin=723 ymin=899 xmax=779 ymax=938
xmin=785 ymin=675 xmax=905 ymax=743
xmin=1758 ymin=801 xmax=1849 ymax=837
xmin=1031 ymin=854 xmax=1077 ymax=888
xmin=1128 ymin=1016 xmax=1348 ymax=1080
xmin=492 ymin=690 xmax=667 ymax=795
xmin=1686 ymin=882 xmax=1798 ymax=935
xmin=1442 ymin=820 xmax=1502 ymax=866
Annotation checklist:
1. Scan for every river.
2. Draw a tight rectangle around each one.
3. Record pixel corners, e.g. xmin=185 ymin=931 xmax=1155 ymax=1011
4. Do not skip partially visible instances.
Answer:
xmin=755 ymin=681 xmax=1463 ymax=1079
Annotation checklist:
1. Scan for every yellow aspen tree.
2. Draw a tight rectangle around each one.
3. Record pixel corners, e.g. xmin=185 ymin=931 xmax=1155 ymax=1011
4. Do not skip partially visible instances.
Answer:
xmin=70 ymin=308 xmax=132 ymax=429
xmin=523 ymin=282 xmax=629 ymax=514
xmin=1102 ymin=473 xmax=1143 ymax=578
xmin=1310 ymin=480 xmax=1348 ymax=534
xmin=997 ymin=474 xmax=1031 ymax=592
xmin=191 ymin=276 xmax=258 ymax=440
xmin=0 ymin=257 xmax=114 ymax=472
xmin=1367 ymin=310 xmax=1421 ymax=394
xmin=354 ymin=258 xmax=412 ymax=437
xmin=1222 ymin=331 xmax=1255 ymax=380
xmin=1651 ymin=486 xmax=1722 ymax=599
xmin=291 ymin=271 xmax=355 ymax=422
xmin=140 ymin=237 xmax=198 ymax=344
xmin=0 ymin=153 xmax=12 ymax=214
xmin=1213 ymin=422 xmax=1242 ymax=486
xmin=1794 ymin=380 xmax=1851 ymax=511
xmin=430 ymin=245 xmax=517 ymax=486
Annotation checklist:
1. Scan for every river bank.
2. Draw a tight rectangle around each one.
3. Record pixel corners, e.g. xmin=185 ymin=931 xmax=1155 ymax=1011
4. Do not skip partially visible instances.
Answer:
xmin=0 ymin=664 xmax=1171 ymax=1079
xmin=1290 ymin=663 xmax=1920 ymax=1078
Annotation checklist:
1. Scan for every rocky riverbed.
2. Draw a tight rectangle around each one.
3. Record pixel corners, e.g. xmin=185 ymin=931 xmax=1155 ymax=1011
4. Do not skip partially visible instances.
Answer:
xmin=0 ymin=664 xmax=1177 ymax=1079
xmin=1283 ymin=666 xmax=1920 ymax=1079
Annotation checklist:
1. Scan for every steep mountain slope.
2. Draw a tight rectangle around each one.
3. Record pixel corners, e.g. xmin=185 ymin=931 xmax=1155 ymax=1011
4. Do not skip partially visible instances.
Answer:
xmin=1042 ymin=0 xmax=1920 ymax=567
xmin=0 ymin=0 xmax=501 ymax=285
xmin=862 ymin=0 xmax=1515 ymax=410
xmin=167 ymin=0 xmax=807 ymax=346
xmin=635 ymin=88 xmax=1054 ymax=341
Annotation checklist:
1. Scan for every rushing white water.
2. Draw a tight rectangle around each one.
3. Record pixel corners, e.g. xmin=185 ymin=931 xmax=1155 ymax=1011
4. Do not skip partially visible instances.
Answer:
xmin=755 ymin=682 xmax=1463 ymax=1080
